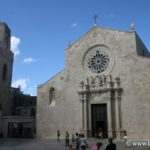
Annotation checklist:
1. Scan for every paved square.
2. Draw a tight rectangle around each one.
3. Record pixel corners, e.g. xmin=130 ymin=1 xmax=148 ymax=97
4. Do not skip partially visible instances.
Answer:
xmin=0 ymin=138 xmax=148 ymax=150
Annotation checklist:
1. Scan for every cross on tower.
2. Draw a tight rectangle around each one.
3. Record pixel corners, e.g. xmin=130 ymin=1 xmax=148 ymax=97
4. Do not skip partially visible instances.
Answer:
xmin=93 ymin=15 xmax=98 ymax=25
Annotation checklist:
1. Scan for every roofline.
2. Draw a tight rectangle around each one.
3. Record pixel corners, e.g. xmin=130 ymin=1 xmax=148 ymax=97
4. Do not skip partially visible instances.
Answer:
xmin=37 ymin=69 xmax=65 ymax=88
xmin=66 ymin=25 xmax=133 ymax=50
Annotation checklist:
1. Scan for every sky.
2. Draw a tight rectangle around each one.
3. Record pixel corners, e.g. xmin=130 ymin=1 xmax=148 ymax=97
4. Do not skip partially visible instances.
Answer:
xmin=0 ymin=0 xmax=150 ymax=96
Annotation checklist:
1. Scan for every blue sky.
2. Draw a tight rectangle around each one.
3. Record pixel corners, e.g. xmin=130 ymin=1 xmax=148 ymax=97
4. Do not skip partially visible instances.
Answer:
xmin=0 ymin=0 xmax=150 ymax=95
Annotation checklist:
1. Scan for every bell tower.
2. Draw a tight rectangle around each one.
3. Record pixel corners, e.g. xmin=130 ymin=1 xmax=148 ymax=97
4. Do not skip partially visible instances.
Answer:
xmin=0 ymin=22 xmax=11 ymax=51
xmin=0 ymin=22 xmax=13 ymax=137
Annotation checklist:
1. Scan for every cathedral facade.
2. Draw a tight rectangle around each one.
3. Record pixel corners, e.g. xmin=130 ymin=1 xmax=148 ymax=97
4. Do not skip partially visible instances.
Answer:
xmin=37 ymin=25 xmax=150 ymax=140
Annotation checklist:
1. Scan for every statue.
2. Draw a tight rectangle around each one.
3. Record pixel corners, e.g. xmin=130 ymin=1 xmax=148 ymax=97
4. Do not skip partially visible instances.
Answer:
xmin=130 ymin=23 xmax=135 ymax=31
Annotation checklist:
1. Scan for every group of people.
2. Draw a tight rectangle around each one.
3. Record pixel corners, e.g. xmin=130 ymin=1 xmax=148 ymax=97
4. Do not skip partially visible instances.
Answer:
xmin=57 ymin=129 xmax=150 ymax=150
xmin=57 ymin=130 xmax=117 ymax=150
xmin=75 ymin=133 xmax=88 ymax=150
xmin=57 ymin=130 xmax=88 ymax=150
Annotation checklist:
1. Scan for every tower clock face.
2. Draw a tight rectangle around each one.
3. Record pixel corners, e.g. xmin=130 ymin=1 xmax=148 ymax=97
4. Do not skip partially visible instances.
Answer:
xmin=84 ymin=46 xmax=113 ymax=75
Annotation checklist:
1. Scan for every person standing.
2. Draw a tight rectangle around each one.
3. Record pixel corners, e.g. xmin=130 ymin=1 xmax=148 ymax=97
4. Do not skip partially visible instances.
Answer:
xmin=98 ymin=128 xmax=103 ymax=139
xmin=57 ymin=130 xmax=60 ymax=141
xmin=65 ymin=131 xmax=70 ymax=147
xmin=72 ymin=134 xmax=75 ymax=143
xmin=105 ymin=138 xmax=116 ymax=150
xmin=80 ymin=134 xmax=88 ymax=150
xmin=123 ymin=130 xmax=127 ymax=145
xmin=75 ymin=133 xmax=80 ymax=150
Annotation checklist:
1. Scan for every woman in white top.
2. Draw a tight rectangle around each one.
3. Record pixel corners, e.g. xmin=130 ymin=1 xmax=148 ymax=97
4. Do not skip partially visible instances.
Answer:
xmin=80 ymin=134 xmax=88 ymax=150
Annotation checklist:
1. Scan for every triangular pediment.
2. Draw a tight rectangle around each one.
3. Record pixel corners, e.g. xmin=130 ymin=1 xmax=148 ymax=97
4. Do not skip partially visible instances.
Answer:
xmin=66 ymin=25 xmax=131 ymax=50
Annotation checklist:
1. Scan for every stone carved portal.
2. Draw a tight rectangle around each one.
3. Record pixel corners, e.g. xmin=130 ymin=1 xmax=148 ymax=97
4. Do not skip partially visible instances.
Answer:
xmin=78 ymin=75 xmax=122 ymax=139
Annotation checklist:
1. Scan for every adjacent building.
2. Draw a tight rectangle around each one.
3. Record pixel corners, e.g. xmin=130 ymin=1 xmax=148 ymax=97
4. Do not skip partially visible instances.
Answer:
xmin=5 ymin=87 xmax=37 ymax=138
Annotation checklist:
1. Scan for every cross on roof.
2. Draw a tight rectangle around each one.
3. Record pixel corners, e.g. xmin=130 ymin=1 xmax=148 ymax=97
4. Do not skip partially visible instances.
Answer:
xmin=93 ymin=15 xmax=98 ymax=25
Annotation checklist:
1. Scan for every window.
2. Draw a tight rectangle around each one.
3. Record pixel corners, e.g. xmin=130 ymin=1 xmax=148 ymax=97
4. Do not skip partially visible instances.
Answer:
xmin=0 ymin=103 xmax=2 ymax=110
xmin=31 ymin=108 xmax=35 ymax=116
xmin=87 ymin=50 xmax=110 ymax=74
xmin=83 ymin=45 xmax=113 ymax=75
xmin=2 ymin=64 xmax=7 ymax=81
xmin=49 ymin=87 xmax=55 ymax=105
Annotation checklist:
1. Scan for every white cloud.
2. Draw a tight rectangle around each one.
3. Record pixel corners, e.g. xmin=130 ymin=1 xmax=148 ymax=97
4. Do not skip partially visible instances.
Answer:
xmin=12 ymin=78 xmax=29 ymax=90
xmin=23 ymin=57 xmax=36 ymax=64
xmin=11 ymin=36 xmax=21 ymax=56
xmin=71 ymin=22 xmax=77 ymax=27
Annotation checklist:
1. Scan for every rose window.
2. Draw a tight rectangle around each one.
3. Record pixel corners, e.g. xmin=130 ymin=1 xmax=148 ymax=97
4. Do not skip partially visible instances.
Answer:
xmin=84 ymin=46 xmax=113 ymax=74
xmin=88 ymin=51 xmax=110 ymax=74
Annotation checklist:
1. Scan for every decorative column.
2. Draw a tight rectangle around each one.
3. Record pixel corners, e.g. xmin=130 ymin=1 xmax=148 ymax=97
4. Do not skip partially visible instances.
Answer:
xmin=107 ymin=97 xmax=113 ymax=137
xmin=80 ymin=93 xmax=89 ymax=137
xmin=79 ymin=79 xmax=90 ymax=138
xmin=115 ymin=91 xmax=121 ymax=139
xmin=79 ymin=81 xmax=85 ymax=130
xmin=84 ymin=96 xmax=88 ymax=129
xmin=82 ymin=98 xmax=84 ymax=129
xmin=84 ymin=95 xmax=87 ymax=132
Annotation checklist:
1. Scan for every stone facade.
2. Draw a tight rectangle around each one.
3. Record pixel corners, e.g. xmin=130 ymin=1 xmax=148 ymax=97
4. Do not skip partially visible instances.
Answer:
xmin=0 ymin=22 xmax=13 ymax=136
xmin=37 ymin=25 xmax=150 ymax=140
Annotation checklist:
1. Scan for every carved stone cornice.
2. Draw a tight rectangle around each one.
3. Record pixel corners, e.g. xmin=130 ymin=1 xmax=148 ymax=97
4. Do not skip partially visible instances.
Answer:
xmin=77 ymin=87 xmax=122 ymax=94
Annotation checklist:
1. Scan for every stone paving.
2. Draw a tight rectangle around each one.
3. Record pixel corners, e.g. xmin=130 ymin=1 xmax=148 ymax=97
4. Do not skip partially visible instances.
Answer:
xmin=0 ymin=138 xmax=148 ymax=150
